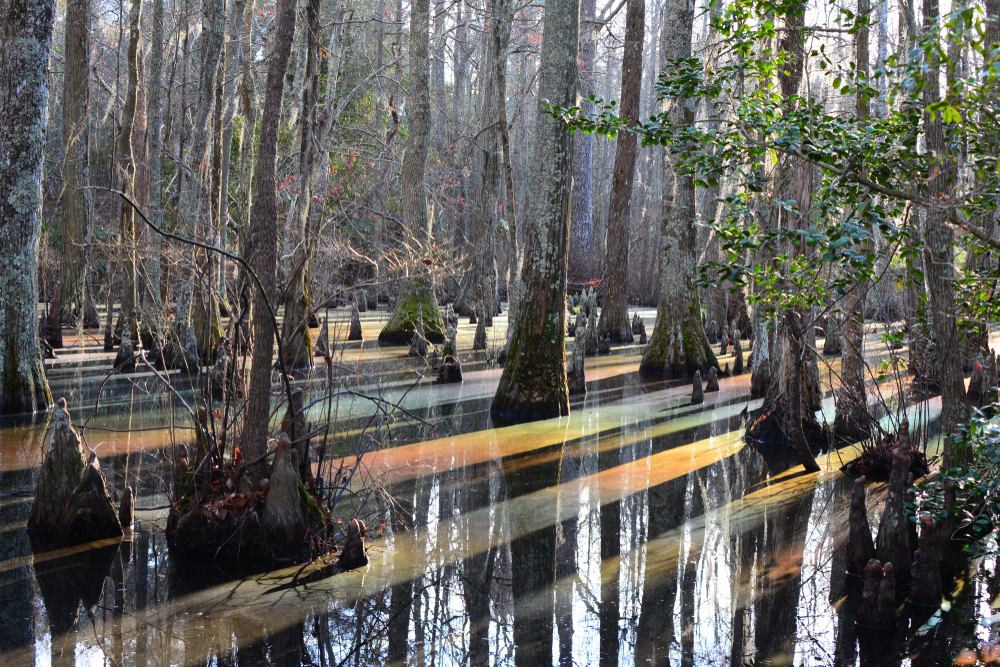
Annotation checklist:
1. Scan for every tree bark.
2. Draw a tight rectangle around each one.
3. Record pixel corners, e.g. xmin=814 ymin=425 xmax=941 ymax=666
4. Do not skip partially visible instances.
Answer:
xmin=145 ymin=0 xmax=165 ymax=315
xmin=568 ymin=0 xmax=597 ymax=282
xmin=0 ymin=0 xmax=54 ymax=415
xmin=922 ymin=0 xmax=969 ymax=465
xmin=58 ymin=0 xmax=99 ymax=329
xmin=640 ymin=0 xmax=717 ymax=378
xmin=171 ymin=0 xmax=226 ymax=366
xmin=834 ymin=0 xmax=871 ymax=441
xmin=597 ymin=0 xmax=644 ymax=344
xmin=491 ymin=0 xmax=580 ymax=421
xmin=242 ymin=0 xmax=298 ymax=485
xmin=379 ymin=0 xmax=447 ymax=344
xmin=118 ymin=0 xmax=143 ymax=346
xmin=280 ymin=0 xmax=321 ymax=370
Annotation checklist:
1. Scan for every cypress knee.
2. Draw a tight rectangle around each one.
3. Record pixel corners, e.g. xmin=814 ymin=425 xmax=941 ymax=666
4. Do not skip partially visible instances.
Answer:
xmin=847 ymin=476 xmax=876 ymax=576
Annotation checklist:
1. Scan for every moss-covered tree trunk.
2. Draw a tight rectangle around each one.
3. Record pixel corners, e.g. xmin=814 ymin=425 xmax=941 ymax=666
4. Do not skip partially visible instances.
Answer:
xmin=597 ymin=0 xmax=643 ymax=344
xmin=0 ymin=0 xmax=54 ymax=415
xmin=58 ymin=0 xmax=99 ymax=329
xmin=490 ymin=0 xmax=580 ymax=420
xmin=242 ymin=0 xmax=297 ymax=486
xmin=639 ymin=0 xmax=716 ymax=378
xmin=379 ymin=0 xmax=446 ymax=344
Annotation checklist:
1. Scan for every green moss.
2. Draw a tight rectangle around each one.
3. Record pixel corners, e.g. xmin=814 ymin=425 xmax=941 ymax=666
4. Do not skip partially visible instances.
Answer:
xmin=378 ymin=271 xmax=446 ymax=344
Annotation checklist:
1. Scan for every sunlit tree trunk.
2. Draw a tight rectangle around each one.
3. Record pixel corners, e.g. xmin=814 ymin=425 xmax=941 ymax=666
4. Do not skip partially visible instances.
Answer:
xmin=243 ymin=0 xmax=298 ymax=485
xmin=598 ymin=0 xmax=643 ymax=343
xmin=640 ymin=0 xmax=716 ymax=378
xmin=491 ymin=0 xmax=581 ymax=420
xmin=568 ymin=0 xmax=597 ymax=282
xmin=379 ymin=0 xmax=447 ymax=344
xmin=58 ymin=0 xmax=99 ymax=329
xmin=0 ymin=0 xmax=54 ymax=415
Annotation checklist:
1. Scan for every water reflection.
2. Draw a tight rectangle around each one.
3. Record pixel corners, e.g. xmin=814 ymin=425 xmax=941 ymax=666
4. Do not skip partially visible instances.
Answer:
xmin=0 ymin=341 xmax=992 ymax=666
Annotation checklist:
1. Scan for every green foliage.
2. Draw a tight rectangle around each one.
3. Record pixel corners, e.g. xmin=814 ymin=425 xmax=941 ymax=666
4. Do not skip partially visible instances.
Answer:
xmin=546 ymin=0 xmax=1000 ymax=322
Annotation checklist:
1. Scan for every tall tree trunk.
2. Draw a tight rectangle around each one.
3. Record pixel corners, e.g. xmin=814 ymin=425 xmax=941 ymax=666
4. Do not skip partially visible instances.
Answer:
xmin=454 ymin=0 xmax=512 ymax=320
xmin=597 ymin=0 xmax=644 ymax=343
xmin=922 ymin=0 xmax=969 ymax=466
xmin=640 ymin=0 xmax=716 ymax=377
xmin=834 ymin=0 xmax=871 ymax=441
xmin=58 ymin=0 xmax=99 ymax=329
xmin=145 ymin=0 xmax=165 ymax=317
xmin=568 ymin=0 xmax=597 ymax=282
xmin=491 ymin=0 xmax=580 ymax=420
xmin=378 ymin=0 xmax=447 ymax=344
xmin=242 ymin=0 xmax=298 ymax=485
xmin=0 ymin=0 xmax=55 ymax=415
xmin=118 ymin=0 xmax=143 ymax=346
xmin=234 ymin=0 xmax=257 ymax=345
xmin=170 ymin=0 xmax=225 ymax=367
xmin=280 ymin=0 xmax=320 ymax=369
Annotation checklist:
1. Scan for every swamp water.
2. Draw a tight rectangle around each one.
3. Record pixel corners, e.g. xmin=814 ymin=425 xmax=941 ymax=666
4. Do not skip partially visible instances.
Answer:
xmin=0 ymin=307 xmax=996 ymax=666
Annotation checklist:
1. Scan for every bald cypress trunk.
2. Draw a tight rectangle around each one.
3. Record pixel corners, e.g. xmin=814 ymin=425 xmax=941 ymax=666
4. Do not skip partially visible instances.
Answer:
xmin=597 ymin=0 xmax=643 ymax=344
xmin=640 ymin=0 xmax=716 ymax=378
xmin=491 ymin=0 xmax=580 ymax=420
xmin=922 ymin=0 xmax=969 ymax=466
xmin=568 ymin=0 xmax=596 ymax=282
xmin=145 ymin=0 xmax=165 ymax=316
xmin=0 ymin=0 xmax=54 ymax=415
xmin=379 ymin=0 xmax=447 ymax=344
xmin=280 ymin=0 xmax=320 ymax=370
xmin=118 ymin=0 xmax=143 ymax=346
xmin=242 ymin=0 xmax=298 ymax=485
xmin=170 ymin=0 xmax=225 ymax=367
xmin=58 ymin=0 xmax=99 ymax=329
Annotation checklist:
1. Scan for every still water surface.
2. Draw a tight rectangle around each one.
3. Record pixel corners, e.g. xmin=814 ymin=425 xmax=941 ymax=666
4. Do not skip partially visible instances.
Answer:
xmin=0 ymin=309 xmax=995 ymax=667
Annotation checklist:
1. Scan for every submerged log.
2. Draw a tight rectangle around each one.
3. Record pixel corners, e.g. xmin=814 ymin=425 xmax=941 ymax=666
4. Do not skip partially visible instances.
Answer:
xmin=261 ymin=434 xmax=308 ymax=544
xmin=339 ymin=518 xmax=368 ymax=570
xmin=57 ymin=453 xmax=124 ymax=539
xmin=568 ymin=343 xmax=587 ymax=395
xmin=705 ymin=366 xmax=720 ymax=392
xmin=910 ymin=514 xmax=943 ymax=606
xmin=847 ymin=477 xmax=876 ymax=576
xmin=29 ymin=398 xmax=87 ymax=532
xmin=691 ymin=371 xmax=704 ymax=405
xmin=876 ymin=418 xmax=913 ymax=582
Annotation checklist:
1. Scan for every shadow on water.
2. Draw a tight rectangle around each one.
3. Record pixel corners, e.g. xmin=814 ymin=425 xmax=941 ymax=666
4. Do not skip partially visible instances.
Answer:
xmin=0 ymin=343 xmax=996 ymax=666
